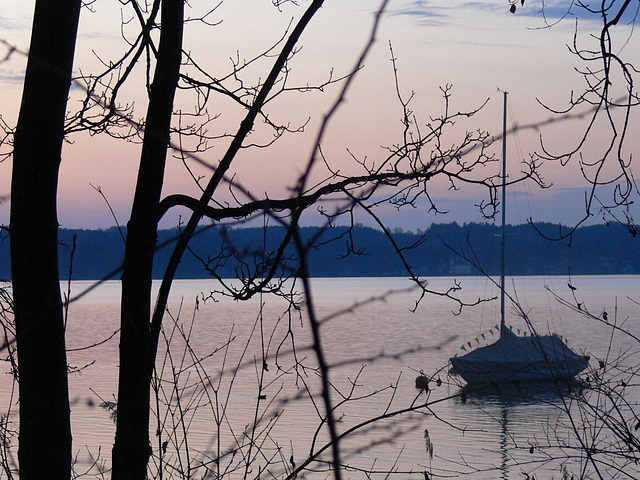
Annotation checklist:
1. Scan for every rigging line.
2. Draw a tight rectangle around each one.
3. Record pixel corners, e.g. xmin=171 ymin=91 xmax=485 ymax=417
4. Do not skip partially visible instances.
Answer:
xmin=507 ymin=96 xmax=539 ymax=312
xmin=506 ymin=97 xmax=534 ymax=227
xmin=474 ymin=93 xmax=508 ymax=339
xmin=507 ymin=99 xmax=566 ymax=336
xmin=465 ymin=93 xmax=504 ymax=339
xmin=505 ymin=96 xmax=529 ymax=306
xmin=504 ymin=96 xmax=535 ymax=330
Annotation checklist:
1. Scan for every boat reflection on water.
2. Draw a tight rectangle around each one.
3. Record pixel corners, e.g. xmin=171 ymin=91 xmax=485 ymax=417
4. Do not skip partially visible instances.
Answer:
xmin=451 ymin=380 xmax=586 ymax=480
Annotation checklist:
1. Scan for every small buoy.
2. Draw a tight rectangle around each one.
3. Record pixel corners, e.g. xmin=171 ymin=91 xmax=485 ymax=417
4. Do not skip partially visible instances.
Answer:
xmin=415 ymin=375 xmax=429 ymax=390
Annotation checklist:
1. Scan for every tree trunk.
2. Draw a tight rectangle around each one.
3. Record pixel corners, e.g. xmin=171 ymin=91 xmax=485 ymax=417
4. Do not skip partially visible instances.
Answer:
xmin=10 ymin=1 xmax=81 ymax=479
xmin=111 ymin=0 xmax=184 ymax=478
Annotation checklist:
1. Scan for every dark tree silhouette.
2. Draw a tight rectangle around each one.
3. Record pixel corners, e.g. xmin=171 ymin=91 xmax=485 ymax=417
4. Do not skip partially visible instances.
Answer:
xmin=112 ymin=0 xmax=184 ymax=477
xmin=9 ymin=1 xmax=81 ymax=478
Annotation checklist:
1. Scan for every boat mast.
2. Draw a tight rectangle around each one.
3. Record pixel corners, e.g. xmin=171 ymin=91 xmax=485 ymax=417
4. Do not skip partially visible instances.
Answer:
xmin=500 ymin=91 xmax=508 ymax=336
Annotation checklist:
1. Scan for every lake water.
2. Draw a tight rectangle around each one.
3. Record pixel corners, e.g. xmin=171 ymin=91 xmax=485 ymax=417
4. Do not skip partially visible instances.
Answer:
xmin=2 ymin=275 xmax=639 ymax=479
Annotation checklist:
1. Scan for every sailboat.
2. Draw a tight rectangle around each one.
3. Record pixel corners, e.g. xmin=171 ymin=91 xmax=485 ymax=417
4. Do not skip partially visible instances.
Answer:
xmin=449 ymin=92 xmax=590 ymax=385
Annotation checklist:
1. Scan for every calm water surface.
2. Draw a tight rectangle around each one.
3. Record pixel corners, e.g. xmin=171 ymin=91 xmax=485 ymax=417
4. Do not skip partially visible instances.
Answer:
xmin=3 ymin=276 xmax=639 ymax=479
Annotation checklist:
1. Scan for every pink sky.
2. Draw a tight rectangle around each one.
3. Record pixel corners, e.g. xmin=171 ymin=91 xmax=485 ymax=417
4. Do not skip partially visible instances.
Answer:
xmin=0 ymin=1 xmax=638 ymax=230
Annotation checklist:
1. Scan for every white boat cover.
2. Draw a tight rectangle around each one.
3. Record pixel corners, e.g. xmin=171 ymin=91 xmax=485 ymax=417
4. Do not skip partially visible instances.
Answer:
xmin=450 ymin=328 xmax=589 ymax=384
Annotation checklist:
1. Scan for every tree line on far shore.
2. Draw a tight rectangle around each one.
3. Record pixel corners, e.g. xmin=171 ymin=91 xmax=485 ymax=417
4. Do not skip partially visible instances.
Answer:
xmin=0 ymin=221 xmax=635 ymax=281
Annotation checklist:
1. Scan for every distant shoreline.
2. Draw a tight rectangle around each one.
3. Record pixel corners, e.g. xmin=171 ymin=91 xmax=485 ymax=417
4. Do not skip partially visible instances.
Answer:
xmin=0 ymin=222 xmax=637 ymax=280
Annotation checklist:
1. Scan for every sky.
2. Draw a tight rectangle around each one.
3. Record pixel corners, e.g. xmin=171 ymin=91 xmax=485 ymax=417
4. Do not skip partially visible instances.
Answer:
xmin=0 ymin=0 xmax=638 ymax=231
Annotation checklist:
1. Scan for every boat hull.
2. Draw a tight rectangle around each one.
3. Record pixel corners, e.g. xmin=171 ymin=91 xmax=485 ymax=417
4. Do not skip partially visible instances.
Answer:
xmin=450 ymin=355 xmax=590 ymax=384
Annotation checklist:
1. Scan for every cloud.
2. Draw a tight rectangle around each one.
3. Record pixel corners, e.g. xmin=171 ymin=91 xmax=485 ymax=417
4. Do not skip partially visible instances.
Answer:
xmin=385 ymin=1 xmax=516 ymax=31
xmin=389 ymin=0 xmax=503 ymax=19
xmin=386 ymin=0 xmax=452 ymax=26
xmin=0 ymin=4 xmax=35 ymax=35
xmin=507 ymin=0 xmax=638 ymax=28
xmin=0 ymin=73 xmax=24 ymax=86
xmin=391 ymin=0 xmax=637 ymax=31
xmin=0 ymin=14 xmax=23 ymax=32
